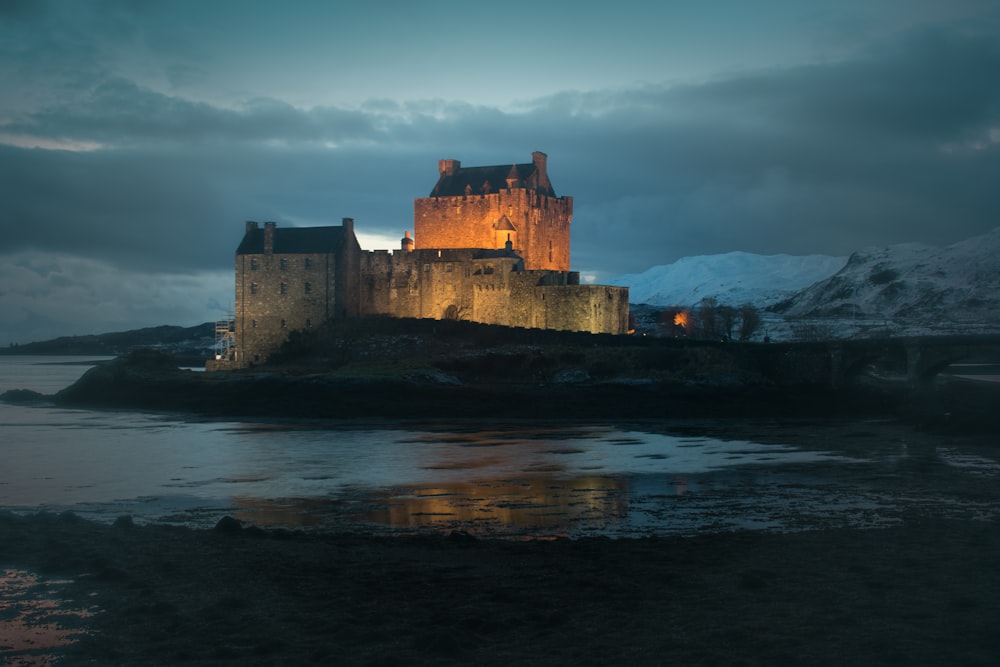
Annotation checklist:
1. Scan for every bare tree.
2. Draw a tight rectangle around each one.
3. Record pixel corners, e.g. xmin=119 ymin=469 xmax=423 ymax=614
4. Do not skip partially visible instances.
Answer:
xmin=718 ymin=304 xmax=736 ymax=341
xmin=694 ymin=297 xmax=718 ymax=340
xmin=737 ymin=303 xmax=762 ymax=341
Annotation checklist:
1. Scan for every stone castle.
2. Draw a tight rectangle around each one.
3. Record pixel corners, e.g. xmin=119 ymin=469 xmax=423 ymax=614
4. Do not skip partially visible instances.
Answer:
xmin=213 ymin=152 xmax=629 ymax=369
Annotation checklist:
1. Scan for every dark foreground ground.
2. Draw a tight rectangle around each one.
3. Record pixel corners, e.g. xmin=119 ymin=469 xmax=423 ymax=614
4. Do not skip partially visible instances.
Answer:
xmin=2 ymin=511 xmax=999 ymax=666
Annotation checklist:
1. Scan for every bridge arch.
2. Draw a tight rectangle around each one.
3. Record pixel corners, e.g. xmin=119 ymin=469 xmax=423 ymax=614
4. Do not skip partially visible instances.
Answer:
xmin=827 ymin=335 xmax=1000 ymax=390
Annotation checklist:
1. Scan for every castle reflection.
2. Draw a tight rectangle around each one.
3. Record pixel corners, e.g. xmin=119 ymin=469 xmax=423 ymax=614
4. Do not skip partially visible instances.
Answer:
xmin=221 ymin=423 xmax=838 ymax=537
xmin=232 ymin=475 xmax=630 ymax=537
xmin=365 ymin=476 xmax=629 ymax=535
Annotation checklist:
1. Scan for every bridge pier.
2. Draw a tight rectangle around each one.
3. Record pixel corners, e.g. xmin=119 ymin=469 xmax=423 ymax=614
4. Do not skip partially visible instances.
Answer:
xmin=905 ymin=340 xmax=927 ymax=391
xmin=828 ymin=344 xmax=846 ymax=389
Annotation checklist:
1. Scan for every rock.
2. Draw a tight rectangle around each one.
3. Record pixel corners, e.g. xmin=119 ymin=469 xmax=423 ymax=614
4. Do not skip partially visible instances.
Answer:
xmin=552 ymin=368 xmax=590 ymax=384
xmin=0 ymin=388 xmax=48 ymax=404
xmin=447 ymin=530 xmax=478 ymax=544
xmin=114 ymin=515 xmax=135 ymax=529
xmin=213 ymin=516 xmax=243 ymax=534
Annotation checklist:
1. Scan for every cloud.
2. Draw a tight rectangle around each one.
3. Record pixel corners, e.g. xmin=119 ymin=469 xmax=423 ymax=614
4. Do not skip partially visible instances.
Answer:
xmin=1 ymin=20 xmax=999 ymax=342
xmin=0 ymin=251 xmax=232 ymax=345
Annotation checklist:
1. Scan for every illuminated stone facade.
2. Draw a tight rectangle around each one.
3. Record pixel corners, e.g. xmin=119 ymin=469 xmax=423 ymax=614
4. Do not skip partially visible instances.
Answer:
xmin=414 ymin=152 xmax=571 ymax=271
xmin=216 ymin=154 xmax=629 ymax=369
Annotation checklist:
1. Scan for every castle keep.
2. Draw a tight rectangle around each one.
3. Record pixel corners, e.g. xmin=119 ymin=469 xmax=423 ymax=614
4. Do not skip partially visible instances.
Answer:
xmin=215 ymin=153 xmax=629 ymax=369
xmin=414 ymin=152 xmax=571 ymax=271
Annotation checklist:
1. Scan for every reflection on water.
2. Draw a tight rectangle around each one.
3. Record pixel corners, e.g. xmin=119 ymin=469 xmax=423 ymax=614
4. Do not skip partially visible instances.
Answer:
xmin=0 ymin=569 xmax=96 ymax=665
xmin=367 ymin=476 xmax=629 ymax=536
xmin=2 ymin=356 xmax=1000 ymax=538
xmin=233 ymin=475 xmax=631 ymax=537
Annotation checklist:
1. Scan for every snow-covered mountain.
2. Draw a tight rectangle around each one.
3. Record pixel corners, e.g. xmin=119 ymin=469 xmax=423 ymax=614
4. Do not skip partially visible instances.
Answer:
xmin=608 ymin=251 xmax=847 ymax=308
xmin=610 ymin=228 xmax=1000 ymax=338
xmin=770 ymin=227 xmax=1000 ymax=334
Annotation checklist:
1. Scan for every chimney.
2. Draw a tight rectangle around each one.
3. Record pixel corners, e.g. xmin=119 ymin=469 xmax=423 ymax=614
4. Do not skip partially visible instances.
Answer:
xmin=401 ymin=230 xmax=414 ymax=252
xmin=342 ymin=217 xmax=355 ymax=235
xmin=532 ymin=151 xmax=549 ymax=190
xmin=245 ymin=221 xmax=259 ymax=233
xmin=263 ymin=221 xmax=276 ymax=254
xmin=438 ymin=159 xmax=460 ymax=176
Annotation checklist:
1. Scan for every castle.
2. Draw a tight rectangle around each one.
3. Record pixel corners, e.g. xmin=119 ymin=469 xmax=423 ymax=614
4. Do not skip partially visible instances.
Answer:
xmin=211 ymin=152 xmax=629 ymax=369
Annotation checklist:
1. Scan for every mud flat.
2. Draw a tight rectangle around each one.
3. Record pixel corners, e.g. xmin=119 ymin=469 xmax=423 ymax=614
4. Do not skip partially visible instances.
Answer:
xmin=2 ymin=511 xmax=999 ymax=666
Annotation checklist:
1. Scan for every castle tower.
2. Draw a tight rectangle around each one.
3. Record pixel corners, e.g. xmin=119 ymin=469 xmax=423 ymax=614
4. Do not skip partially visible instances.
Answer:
xmin=413 ymin=152 xmax=572 ymax=271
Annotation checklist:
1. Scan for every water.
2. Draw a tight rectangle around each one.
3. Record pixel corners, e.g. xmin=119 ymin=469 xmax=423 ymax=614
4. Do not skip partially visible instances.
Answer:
xmin=2 ymin=355 xmax=998 ymax=538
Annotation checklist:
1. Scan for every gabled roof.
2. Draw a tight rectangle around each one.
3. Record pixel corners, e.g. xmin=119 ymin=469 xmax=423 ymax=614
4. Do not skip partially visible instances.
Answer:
xmin=494 ymin=215 xmax=517 ymax=231
xmin=430 ymin=162 xmax=556 ymax=198
xmin=237 ymin=226 xmax=350 ymax=255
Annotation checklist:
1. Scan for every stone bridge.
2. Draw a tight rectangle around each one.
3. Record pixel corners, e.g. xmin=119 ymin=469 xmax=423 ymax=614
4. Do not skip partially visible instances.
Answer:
xmin=826 ymin=333 xmax=1000 ymax=390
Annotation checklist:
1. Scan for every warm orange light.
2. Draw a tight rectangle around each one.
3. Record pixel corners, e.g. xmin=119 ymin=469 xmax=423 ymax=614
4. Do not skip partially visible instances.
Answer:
xmin=673 ymin=311 xmax=689 ymax=328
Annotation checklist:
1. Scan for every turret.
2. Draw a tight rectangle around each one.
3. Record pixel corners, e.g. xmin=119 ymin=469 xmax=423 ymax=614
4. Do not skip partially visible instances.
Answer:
xmin=505 ymin=164 xmax=521 ymax=190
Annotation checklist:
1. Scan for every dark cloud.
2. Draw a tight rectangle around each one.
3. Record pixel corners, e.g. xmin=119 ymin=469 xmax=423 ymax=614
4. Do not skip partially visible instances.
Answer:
xmin=1 ymin=21 xmax=998 ymax=343
xmin=0 ymin=0 xmax=39 ymax=19
xmin=4 ymin=79 xmax=380 ymax=146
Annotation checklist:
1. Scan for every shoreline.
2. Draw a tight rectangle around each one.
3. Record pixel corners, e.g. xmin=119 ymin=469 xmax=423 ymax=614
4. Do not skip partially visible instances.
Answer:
xmin=24 ymin=351 xmax=996 ymax=436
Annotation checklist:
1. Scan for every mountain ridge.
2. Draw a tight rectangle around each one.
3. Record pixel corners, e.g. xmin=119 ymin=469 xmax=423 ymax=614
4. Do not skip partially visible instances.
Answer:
xmin=610 ymin=228 xmax=1000 ymax=338
xmin=608 ymin=251 xmax=848 ymax=308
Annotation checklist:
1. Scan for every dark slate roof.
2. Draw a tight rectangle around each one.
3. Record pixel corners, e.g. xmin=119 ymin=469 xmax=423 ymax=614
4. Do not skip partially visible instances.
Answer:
xmin=236 ymin=226 xmax=350 ymax=255
xmin=472 ymin=248 xmax=523 ymax=260
xmin=430 ymin=162 xmax=555 ymax=197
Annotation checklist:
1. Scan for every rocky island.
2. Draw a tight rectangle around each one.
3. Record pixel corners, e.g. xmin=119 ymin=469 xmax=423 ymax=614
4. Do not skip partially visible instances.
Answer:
xmin=10 ymin=317 xmax=983 ymax=433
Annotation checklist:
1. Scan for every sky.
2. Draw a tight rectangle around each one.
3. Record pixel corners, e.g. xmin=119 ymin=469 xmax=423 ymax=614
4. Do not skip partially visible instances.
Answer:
xmin=1 ymin=0 xmax=999 ymax=344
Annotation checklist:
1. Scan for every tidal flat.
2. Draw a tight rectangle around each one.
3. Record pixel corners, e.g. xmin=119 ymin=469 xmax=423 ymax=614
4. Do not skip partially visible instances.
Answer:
xmin=2 ymin=510 xmax=999 ymax=666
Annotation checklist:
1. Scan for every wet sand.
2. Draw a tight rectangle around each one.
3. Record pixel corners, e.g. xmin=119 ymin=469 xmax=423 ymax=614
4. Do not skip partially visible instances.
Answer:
xmin=2 ymin=511 xmax=999 ymax=666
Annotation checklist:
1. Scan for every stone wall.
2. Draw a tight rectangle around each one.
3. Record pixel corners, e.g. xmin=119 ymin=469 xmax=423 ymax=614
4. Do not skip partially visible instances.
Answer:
xmin=357 ymin=249 xmax=629 ymax=335
xmin=414 ymin=189 xmax=572 ymax=271
xmin=234 ymin=251 xmax=337 ymax=365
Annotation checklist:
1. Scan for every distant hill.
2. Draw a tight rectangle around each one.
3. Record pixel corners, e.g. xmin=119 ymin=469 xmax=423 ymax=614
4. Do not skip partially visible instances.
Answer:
xmin=0 ymin=322 xmax=215 ymax=359
xmin=611 ymin=228 xmax=1000 ymax=339
xmin=608 ymin=251 xmax=847 ymax=308
xmin=770 ymin=228 xmax=1000 ymax=335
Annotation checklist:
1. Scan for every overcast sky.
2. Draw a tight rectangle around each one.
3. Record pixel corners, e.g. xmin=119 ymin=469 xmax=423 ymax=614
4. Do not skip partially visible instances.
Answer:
xmin=2 ymin=0 xmax=998 ymax=344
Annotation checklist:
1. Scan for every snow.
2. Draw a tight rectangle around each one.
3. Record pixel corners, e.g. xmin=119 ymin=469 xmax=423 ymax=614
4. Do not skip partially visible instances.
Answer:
xmin=610 ymin=228 xmax=1000 ymax=339
xmin=608 ymin=251 xmax=847 ymax=308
